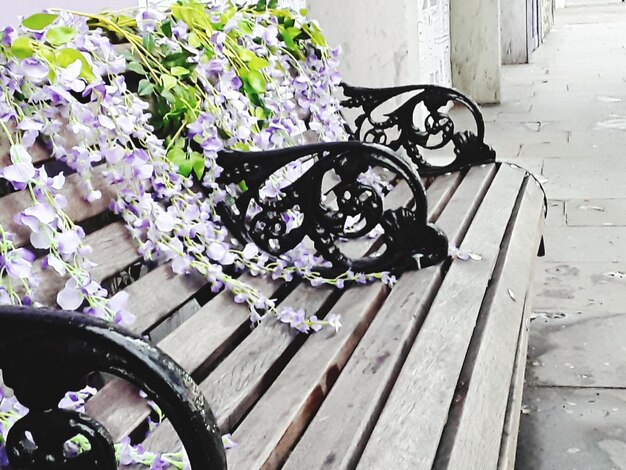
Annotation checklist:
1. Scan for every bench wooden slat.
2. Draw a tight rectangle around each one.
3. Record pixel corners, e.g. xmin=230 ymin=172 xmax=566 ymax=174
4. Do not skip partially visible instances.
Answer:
xmin=441 ymin=175 xmax=545 ymax=470
xmin=230 ymin=284 xmax=387 ymax=470
xmin=125 ymin=265 xmax=208 ymax=335
xmin=225 ymin=172 xmax=463 ymax=469
xmin=88 ymin=172 xmax=401 ymax=445
xmin=123 ymin=176 xmax=428 ymax=460
xmin=281 ymin=165 xmax=497 ymax=470
xmin=32 ymin=221 xmax=138 ymax=305
xmin=355 ymin=165 xmax=526 ymax=470
xmin=86 ymin=273 xmax=278 ymax=441
xmin=498 ymin=275 xmax=535 ymax=470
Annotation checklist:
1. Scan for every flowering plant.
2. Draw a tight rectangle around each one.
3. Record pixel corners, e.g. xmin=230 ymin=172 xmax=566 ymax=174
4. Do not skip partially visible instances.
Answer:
xmin=0 ymin=0 xmax=399 ymax=467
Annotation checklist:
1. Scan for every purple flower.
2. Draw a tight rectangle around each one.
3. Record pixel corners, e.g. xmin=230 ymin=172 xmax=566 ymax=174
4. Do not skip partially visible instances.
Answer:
xmin=57 ymin=278 xmax=84 ymax=311
xmin=222 ymin=434 xmax=238 ymax=450
xmin=326 ymin=313 xmax=342 ymax=333
xmin=56 ymin=230 xmax=82 ymax=256
xmin=43 ymin=254 xmax=67 ymax=275
xmin=117 ymin=437 xmax=134 ymax=465
xmin=16 ymin=203 xmax=56 ymax=232
xmin=155 ymin=211 xmax=176 ymax=233
xmin=108 ymin=291 xmax=135 ymax=325
xmin=0 ymin=248 xmax=35 ymax=278
xmin=1 ymin=144 xmax=36 ymax=188
xmin=20 ymin=58 xmax=50 ymax=81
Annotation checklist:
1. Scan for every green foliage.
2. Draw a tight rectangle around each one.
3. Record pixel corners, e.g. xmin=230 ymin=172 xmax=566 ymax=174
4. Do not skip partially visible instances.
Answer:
xmin=166 ymin=139 xmax=205 ymax=179
xmin=11 ymin=37 xmax=34 ymax=59
xmin=22 ymin=13 xmax=58 ymax=31
xmin=71 ymin=0 xmax=333 ymax=180
xmin=46 ymin=26 xmax=77 ymax=46
xmin=55 ymin=48 xmax=96 ymax=82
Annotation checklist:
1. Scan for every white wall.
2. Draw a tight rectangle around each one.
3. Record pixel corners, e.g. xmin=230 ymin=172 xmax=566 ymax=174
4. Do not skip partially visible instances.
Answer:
xmin=309 ymin=1 xmax=421 ymax=88
xmin=450 ymin=0 xmax=501 ymax=104
xmin=501 ymin=0 xmax=528 ymax=64
xmin=1 ymin=1 xmax=135 ymax=26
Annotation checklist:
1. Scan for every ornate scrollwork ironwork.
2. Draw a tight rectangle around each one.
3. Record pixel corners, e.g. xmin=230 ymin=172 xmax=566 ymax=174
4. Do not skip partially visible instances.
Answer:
xmin=0 ymin=306 xmax=227 ymax=470
xmin=216 ymin=141 xmax=448 ymax=277
xmin=340 ymin=83 xmax=496 ymax=176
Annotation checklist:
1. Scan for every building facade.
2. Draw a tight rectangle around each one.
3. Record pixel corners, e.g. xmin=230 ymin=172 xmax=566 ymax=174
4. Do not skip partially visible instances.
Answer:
xmin=0 ymin=0 xmax=556 ymax=105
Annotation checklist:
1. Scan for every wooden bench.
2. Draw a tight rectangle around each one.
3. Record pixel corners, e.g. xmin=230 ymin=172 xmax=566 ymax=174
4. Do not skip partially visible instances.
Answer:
xmin=0 ymin=85 xmax=546 ymax=469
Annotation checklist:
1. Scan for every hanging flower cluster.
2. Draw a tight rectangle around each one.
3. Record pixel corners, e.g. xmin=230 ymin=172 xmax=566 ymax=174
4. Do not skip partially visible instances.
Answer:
xmin=0 ymin=0 xmax=398 ymax=467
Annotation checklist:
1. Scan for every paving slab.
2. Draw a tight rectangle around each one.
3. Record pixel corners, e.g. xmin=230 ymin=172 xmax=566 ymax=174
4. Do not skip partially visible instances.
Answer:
xmin=534 ymin=261 xmax=626 ymax=315
xmin=506 ymin=3 xmax=626 ymax=468
xmin=527 ymin=309 xmax=626 ymax=387
xmin=569 ymin=129 xmax=626 ymax=146
xmin=542 ymin=226 xmax=626 ymax=263
xmin=545 ymin=200 xmax=566 ymax=227
xmin=541 ymin=158 xmax=626 ymax=199
xmin=566 ymin=199 xmax=626 ymax=226
xmin=517 ymin=387 xmax=626 ymax=470
xmin=485 ymin=127 xmax=570 ymax=145
xmin=519 ymin=142 xmax=621 ymax=160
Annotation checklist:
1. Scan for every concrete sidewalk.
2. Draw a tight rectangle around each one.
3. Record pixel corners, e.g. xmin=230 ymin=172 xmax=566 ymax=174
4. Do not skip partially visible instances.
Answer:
xmin=480 ymin=3 xmax=626 ymax=468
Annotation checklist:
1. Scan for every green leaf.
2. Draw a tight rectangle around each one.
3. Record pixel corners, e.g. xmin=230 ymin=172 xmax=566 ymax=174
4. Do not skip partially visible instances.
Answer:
xmin=11 ymin=37 xmax=34 ymax=59
xmin=238 ymin=48 xmax=258 ymax=62
xmin=171 ymin=3 xmax=211 ymax=30
xmin=127 ymin=61 xmax=146 ymax=75
xmin=188 ymin=32 xmax=203 ymax=49
xmin=307 ymin=24 xmax=328 ymax=47
xmin=161 ymin=74 xmax=177 ymax=91
xmin=55 ymin=48 xmax=96 ymax=82
xmin=46 ymin=26 xmax=77 ymax=46
xmin=190 ymin=152 xmax=205 ymax=180
xmin=22 ymin=13 xmax=58 ymax=31
xmin=244 ymin=69 xmax=267 ymax=95
xmin=143 ymin=34 xmax=156 ymax=53
xmin=161 ymin=21 xmax=173 ymax=38
xmin=268 ymin=0 xmax=279 ymax=8
xmin=166 ymin=145 xmax=186 ymax=163
xmin=248 ymin=56 xmax=269 ymax=71
xmin=137 ymin=79 xmax=155 ymax=96
xmin=255 ymin=0 xmax=268 ymax=11
xmin=170 ymin=66 xmax=190 ymax=77
xmin=163 ymin=52 xmax=188 ymax=68
xmin=254 ymin=106 xmax=268 ymax=120
xmin=237 ymin=20 xmax=253 ymax=36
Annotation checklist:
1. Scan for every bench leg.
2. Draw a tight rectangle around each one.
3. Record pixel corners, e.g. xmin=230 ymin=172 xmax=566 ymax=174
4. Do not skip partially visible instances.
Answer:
xmin=537 ymin=236 xmax=546 ymax=257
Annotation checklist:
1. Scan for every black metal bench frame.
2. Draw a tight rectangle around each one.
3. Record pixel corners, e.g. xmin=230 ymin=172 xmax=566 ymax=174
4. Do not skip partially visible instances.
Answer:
xmin=0 ymin=83 xmax=516 ymax=469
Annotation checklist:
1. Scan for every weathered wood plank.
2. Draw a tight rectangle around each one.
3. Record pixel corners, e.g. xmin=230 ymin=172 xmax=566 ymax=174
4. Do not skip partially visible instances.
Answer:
xmin=226 ymin=172 xmax=462 ymax=470
xmin=498 ymin=181 xmax=546 ymax=470
xmin=125 ymin=265 xmax=208 ymax=335
xmin=86 ymin=273 xmax=277 ymax=441
xmin=439 ymin=177 xmax=545 ymax=470
xmin=87 ymin=173 xmax=403 ymax=445
xmin=0 ymin=166 xmax=114 ymax=247
xmin=282 ymin=164 xmax=497 ymax=470
xmin=32 ymin=221 xmax=138 ymax=306
xmin=498 ymin=287 xmax=534 ymax=470
xmin=356 ymin=165 xmax=526 ymax=470
xmin=128 ymin=176 xmax=432 ymax=459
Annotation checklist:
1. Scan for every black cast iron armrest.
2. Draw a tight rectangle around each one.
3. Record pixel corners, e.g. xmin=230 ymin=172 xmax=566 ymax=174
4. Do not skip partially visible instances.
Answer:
xmin=216 ymin=140 xmax=448 ymax=277
xmin=340 ymin=83 xmax=496 ymax=176
xmin=0 ymin=306 xmax=226 ymax=470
